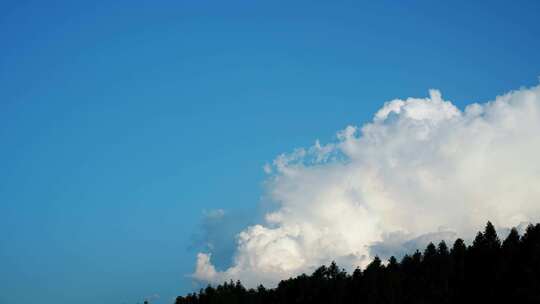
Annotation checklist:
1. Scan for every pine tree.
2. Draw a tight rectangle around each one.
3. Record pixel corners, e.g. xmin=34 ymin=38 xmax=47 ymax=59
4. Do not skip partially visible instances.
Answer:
xmin=502 ymin=227 xmax=520 ymax=251
xmin=362 ymin=256 xmax=382 ymax=304
xmin=423 ymin=242 xmax=437 ymax=261
xmin=484 ymin=221 xmax=501 ymax=250
xmin=450 ymin=238 xmax=466 ymax=302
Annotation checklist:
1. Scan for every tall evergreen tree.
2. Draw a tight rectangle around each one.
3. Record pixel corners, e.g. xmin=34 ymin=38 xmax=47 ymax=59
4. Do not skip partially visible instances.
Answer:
xmin=484 ymin=221 xmax=501 ymax=250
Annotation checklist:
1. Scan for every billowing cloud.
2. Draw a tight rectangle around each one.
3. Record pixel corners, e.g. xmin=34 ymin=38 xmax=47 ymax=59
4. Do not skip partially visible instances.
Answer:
xmin=193 ymin=84 xmax=540 ymax=287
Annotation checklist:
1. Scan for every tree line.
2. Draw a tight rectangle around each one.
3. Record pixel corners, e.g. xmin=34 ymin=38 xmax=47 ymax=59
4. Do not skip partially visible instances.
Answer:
xmin=175 ymin=222 xmax=540 ymax=304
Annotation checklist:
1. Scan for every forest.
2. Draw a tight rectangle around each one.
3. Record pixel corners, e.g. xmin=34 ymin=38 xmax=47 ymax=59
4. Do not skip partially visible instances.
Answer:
xmin=174 ymin=222 xmax=540 ymax=304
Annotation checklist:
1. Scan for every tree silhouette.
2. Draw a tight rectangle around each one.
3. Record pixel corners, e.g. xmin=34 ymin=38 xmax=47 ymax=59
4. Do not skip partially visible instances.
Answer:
xmin=175 ymin=221 xmax=540 ymax=304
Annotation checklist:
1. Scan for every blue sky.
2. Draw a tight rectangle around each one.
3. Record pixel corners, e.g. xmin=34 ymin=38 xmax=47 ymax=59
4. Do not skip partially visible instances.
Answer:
xmin=1 ymin=1 xmax=540 ymax=303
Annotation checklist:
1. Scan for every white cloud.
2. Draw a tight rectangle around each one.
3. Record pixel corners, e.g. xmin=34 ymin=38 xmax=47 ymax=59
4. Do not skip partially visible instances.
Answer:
xmin=194 ymin=253 xmax=218 ymax=282
xmin=193 ymin=84 xmax=540 ymax=287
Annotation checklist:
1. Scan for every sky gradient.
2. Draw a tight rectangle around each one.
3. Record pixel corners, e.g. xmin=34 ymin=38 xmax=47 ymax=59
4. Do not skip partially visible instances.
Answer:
xmin=1 ymin=1 xmax=540 ymax=303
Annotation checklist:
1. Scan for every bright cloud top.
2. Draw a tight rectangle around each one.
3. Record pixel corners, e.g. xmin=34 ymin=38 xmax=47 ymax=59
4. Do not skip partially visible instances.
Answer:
xmin=193 ymin=85 xmax=540 ymax=287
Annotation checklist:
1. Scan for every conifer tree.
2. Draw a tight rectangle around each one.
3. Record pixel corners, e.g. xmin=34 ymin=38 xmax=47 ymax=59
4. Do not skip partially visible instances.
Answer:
xmin=483 ymin=221 xmax=501 ymax=250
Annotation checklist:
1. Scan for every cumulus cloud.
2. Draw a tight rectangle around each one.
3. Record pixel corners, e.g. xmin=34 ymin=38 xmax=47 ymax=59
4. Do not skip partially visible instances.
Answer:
xmin=193 ymin=84 xmax=540 ymax=287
